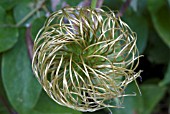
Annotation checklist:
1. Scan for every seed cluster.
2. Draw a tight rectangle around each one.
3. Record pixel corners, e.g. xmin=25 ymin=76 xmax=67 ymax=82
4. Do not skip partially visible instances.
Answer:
xmin=32 ymin=7 xmax=141 ymax=112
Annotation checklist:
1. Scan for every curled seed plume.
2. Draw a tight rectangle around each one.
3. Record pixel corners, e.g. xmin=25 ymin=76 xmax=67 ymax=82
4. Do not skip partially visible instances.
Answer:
xmin=32 ymin=7 xmax=142 ymax=112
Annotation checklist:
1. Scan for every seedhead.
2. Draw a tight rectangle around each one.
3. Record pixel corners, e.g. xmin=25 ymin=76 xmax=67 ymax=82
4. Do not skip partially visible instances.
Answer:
xmin=32 ymin=7 xmax=141 ymax=112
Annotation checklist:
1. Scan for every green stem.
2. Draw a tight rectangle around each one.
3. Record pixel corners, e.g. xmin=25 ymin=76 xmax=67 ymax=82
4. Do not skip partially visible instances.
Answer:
xmin=16 ymin=9 xmax=37 ymax=27
xmin=91 ymin=0 xmax=97 ymax=9
xmin=16 ymin=0 xmax=45 ymax=27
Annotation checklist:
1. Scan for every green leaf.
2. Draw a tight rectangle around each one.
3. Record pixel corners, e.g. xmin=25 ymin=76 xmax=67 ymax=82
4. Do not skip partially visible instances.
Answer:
xmin=31 ymin=17 xmax=46 ymax=40
xmin=137 ymin=0 xmax=147 ymax=14
xmin=0 ymin=0 xmax=20 ymax=10
xmin=148 ymin=1 xmax=170 ymax=48
xmin=13 ymin=1 xmax=45 ymax=26
xmin=124 ymin=14 xmax=148 ymax=54
xmin=13 ymin=2 xmax=33 ymax=26
xmin=0 ymin=4 xmax=16 ymax=25
xmin=0 ymin=6 xmax=5 ymax=24
xmin=109 ymin=83 xmax=143 ymax=114
xmin=141 ymin=85 xmax=166 ymax=114
xmin=1 ymin=28 xmax=42 ymax=114
xmin=0 ymin=79 xmax=11 ymax=114
xmin=146 ymin=30 xmax=170 ymax=64
xmin=159 ymin=61 xmax=170 ymax=86
xmin=151 ymin=6 xmax=170 ymax=48
xmin=30 ymin=91 xmax=81 ymax=114
xmin=110 ymin=83 xmax=166 ymax=114
xmin=2 ymin=1 xmax=41 ymax=25
xmin=147 ymin=0 xmax=166 ymax=13
xmin=0 ymin=27 xmax=19 ymax=52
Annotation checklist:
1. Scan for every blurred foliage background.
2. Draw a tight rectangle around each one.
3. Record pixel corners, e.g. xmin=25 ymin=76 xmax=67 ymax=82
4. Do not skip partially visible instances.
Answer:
xmin=0 ymin=0 xmax=170 ymax=114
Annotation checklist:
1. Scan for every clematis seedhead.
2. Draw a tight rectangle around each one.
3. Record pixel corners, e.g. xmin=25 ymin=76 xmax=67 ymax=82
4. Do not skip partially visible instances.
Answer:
xmin=32 ymin=7 xmax=142 ymax=112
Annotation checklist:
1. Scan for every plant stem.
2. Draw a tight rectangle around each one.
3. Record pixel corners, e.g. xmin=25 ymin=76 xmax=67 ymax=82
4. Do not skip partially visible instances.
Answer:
xmin=16 ymin=0 xmax=45 ymax=27
xmin=26 ymin=25 xmax=33 ymax=61
xmin=91 ymin=0 xmax=97 ymax=9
